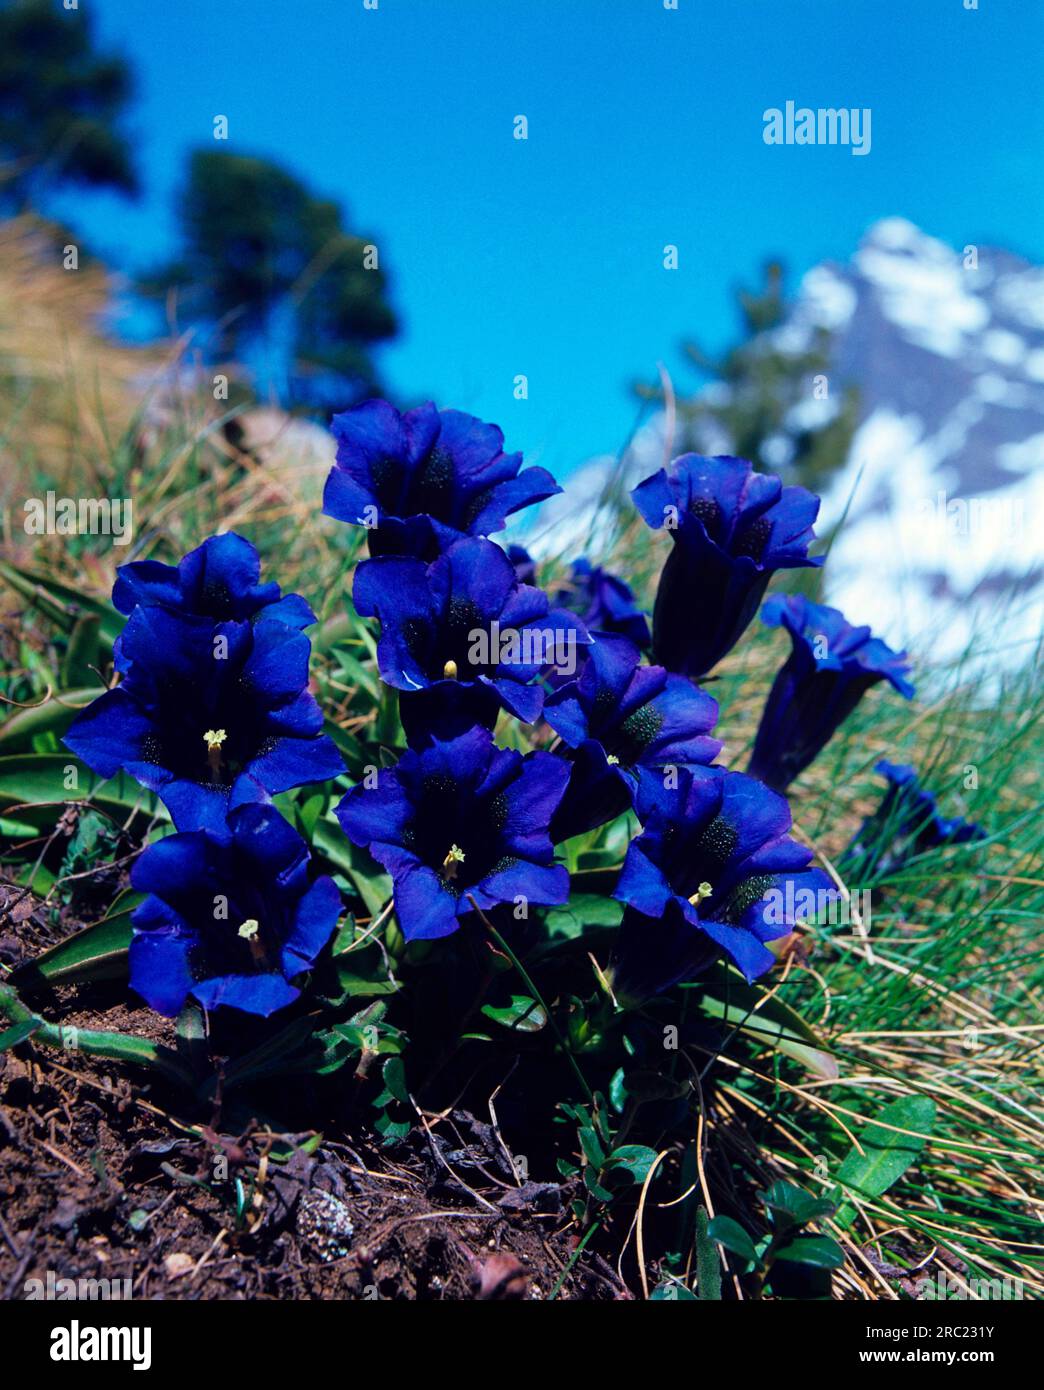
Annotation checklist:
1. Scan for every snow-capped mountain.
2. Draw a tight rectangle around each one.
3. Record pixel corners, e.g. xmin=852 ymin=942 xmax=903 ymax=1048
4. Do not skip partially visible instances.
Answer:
xmin=532 ymin=219 xmax=1042 ymax=676
xmin=784 ymin=218 xmax=1042 ymax=673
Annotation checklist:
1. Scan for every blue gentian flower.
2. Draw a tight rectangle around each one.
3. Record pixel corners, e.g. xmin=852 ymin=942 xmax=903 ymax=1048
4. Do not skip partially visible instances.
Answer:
xmin=129 ymin=803 xmax=341 ymax=1017
xmin=112 ymin=533 xmax=315 ymax=629
xmin=64 ymin=606 xmax=344 ymax=834
xmin=353 ymin=536 xmax=590 ymax=740
xmin=323 ymin=399 xmax=560 ymax=558
xmin=631 ymin=453 xmax=823 ymax=677
xmin=610 ymin=766 xmax=835 ymax=998
xmin=748 ymin=595 xmax=915 ymax=792
xmin=543 ymin=633 xmax=721 ymax=840
xmin=335 ymin=726 xmax=570 ymax=941
xmin=846 ymin=761 xmax=986 ymax=878
xmin=558 ymin=558 xmax=650 ymax=647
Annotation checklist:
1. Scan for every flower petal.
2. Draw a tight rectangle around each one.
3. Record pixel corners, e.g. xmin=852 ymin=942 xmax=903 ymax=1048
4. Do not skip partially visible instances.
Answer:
xmin=192 ymin=972 xmax=301 ymax=1017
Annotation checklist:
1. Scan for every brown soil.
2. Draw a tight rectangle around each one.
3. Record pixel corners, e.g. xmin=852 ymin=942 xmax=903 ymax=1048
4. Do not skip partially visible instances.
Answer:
xmin=0 ymin=890 xmax=628 ymax=1302
xmin=0 ymin=1031 xmax=630 ymax=1301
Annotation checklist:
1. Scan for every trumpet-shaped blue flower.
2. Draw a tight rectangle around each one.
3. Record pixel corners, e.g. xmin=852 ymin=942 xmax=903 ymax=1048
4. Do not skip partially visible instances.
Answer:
xmin=112 ymin=533 xmax=315 ymax=629
xmin=353 ymin=536 xmax=590 ymax=739
xmin=543 ymin=633 xmax=721 ymax=840
xmin=558 ymin=558 xmax=650 ymax=647
xmin=748 ymin=595 xmax=915 ymax=792
xmin=632 ymin=453 xmax=822 ymax=677
xmin=129 ymin=803 xmax=341 ymax=1017
xmin=323 ymin=399 xmax=560 ymax=557
xmin=846 ymin=761 xmax=986 ymax=878
xmin=610 ymin=766 xmax=834 ymax=998
xmin=64 ymin=606 xmax=344 ymax=834
xmin=336 ymin=726 xmax=570 ymax=941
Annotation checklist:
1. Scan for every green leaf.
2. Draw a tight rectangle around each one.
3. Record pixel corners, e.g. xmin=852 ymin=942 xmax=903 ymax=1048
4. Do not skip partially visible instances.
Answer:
xmin=0 ymin=560 xmax=123 ymax=643
xmin=685 ymin=964 xmax=838 ymax=1078
xmin=58 ymin=811 xmax=120 ymax=908
xmin=320 ymin=716 xmax=366 ymax=765
xmin=0 ymin=754 xmax=166 ymax=826
xmin=0 ymin=690 xmax=104 ymax=751
xmin=564 ymin=868 xmax=621 ymax=898
xmin=331 ymin=915 xmax=358 ymax=955
xmin=11 ymin=904 xmax=137 ymax=990
xmin=543 ymin=893 xmax=624 ymax=944
xmin=651 ymin=1282 xmax=698 ymax=1301
xmin=312 ymin=818 xmax=390 ymax=915
xmin=834 ymin=1095 xmax=937 ymax=1228
xmin=213 ymin=1016 xmax=321 ymax=1090
xmin=12 ymin=858 xmax=55 ymax=892
xmin=381 ymin=1055 xmax=409 ymax=1103
xmin=374 ymin=1109 xmax=411 ymax=1143
xmin=310 ymin=1028 xmax=367 ymax=1076
xmin=53 ymin=1028 xmax=186 ymax=1081
xmin=296 ymin=791 xmax=327 ymax=841
xmin=327 ymin=647 xmax=380 ymax=702
xmin=332 ymin=964 xmax=399 ymax=1000
xmin=695 ymin=1205 xmax=722 ymax=1300
xmin=0 ymin=1017 xmax=41 ymax=1051
xmin=608 ymin=1066 xmax=627 ymax=1114
xmin=61 ymin=614 xmax=103 ymax=689
xmin=578 ymin=1125 xmax=606 ymax=1168
xmin=774 ymin=1235 xmax=845 ymax=1269
xmin=0 ymin=984 xmax=190 ymax=1088
xmin=763 ymin=1180 xmax=836 ymax=1230
xmin=329 ymin=1000 xmax=392 ymax=1052
xmin=583 ymin=1167 xmax=613 ymax=1201
xmin=604 ymin=1144 xmax=659 ymax=1185
xmin=707 ymin=1215 xmax=758 ymax=1265
xmin=175 ymin=1001 xmax=208 ymax=1077
xmin=1 ymin=815 xmax=39 ymax=839
xmin=311 ymin=611 xmax=353 ymax=656
xmin=480 ymin=994 xmax=547 ymax=1033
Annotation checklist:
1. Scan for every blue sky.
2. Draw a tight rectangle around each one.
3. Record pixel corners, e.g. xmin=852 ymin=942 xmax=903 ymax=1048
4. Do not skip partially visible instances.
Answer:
xmin=62 ymin=0 xmax=1044 ymax=478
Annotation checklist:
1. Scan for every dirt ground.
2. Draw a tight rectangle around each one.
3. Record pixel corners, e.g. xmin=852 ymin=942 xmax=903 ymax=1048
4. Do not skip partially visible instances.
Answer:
xmin=0 ymin=887 xmax=628 ymax=1302
xmin=0 ymin=1033 xmax=630 ymax=1301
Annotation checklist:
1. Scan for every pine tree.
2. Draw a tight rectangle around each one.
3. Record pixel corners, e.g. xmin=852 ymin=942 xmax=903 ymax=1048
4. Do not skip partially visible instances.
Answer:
xmin=0 ymin=0 xmax=137 ymax=211
xmin=146 ymin=151 xmax=397 ymax=411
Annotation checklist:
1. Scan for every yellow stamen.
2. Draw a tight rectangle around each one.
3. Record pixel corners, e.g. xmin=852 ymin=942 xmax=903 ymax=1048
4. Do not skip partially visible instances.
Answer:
xmin=606 ymin=754 xmax=620 ymax=765
xmin=443 ymin=659 xmax=458 ymax=680
xmin=238 ymin=918 xmax=259 ymax=940
xmin=442 ymin=844 xmax=466 ymax=880
xmin=204 ymin=728 xmax=228 ymax=781
xmin=688 ymin=881 xmax=713 ymax=907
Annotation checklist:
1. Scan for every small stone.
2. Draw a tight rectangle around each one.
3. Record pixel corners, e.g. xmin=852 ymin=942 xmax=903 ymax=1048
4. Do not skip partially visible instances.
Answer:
xmin=164 ymin=1252 xmax=195 ymax=1279
xmin=296 ymin=1189 xmax=354 ymax=1262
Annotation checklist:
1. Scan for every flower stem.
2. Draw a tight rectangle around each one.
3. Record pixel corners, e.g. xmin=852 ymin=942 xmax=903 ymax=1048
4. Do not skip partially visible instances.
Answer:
xmin=549 ymin=1217 xmax=603 ymax=1299
xmin=466 ymin=896 xmax=595 ymax=1107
